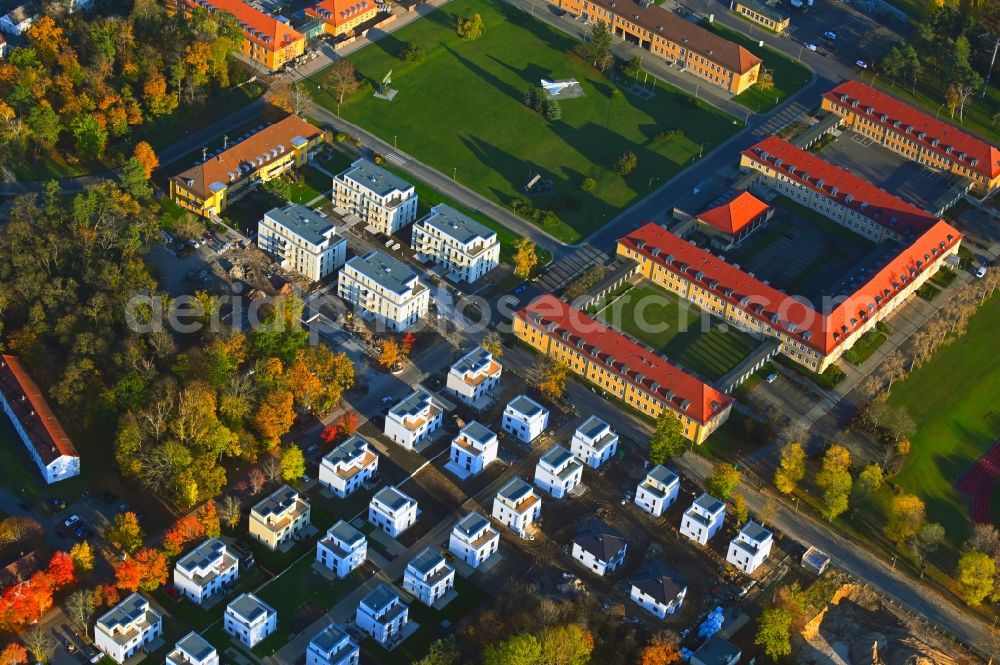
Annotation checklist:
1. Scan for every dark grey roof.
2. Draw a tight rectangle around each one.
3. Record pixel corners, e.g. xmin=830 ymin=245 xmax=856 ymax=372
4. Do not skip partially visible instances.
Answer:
xmin=452 ymin=346 xmax=496 ymax=374
xmin=498 ymin=477 xmax=534 ymax=503
xmin=227 ymin=593 xmax=274 ymax=623
xmin=693 ymin=493 xmax=725 ymax=515
xmin=264 ymin=204 xmax=335 ymax=246
xmin=98 ymin=593 xmax=155 ymax=631
xmin=339 ymin=158 xmax=413 ymax=197
xmin=539 ymin=445 xmax=574 ymax=471
xmin=252 ymin=484 xmax=306 ymax=518
xmin=418 ymin=204 xmax=496 ymax=245
xmin=740 ymin=520 xmax=772 ymax=543
xmin=325 ymin=520 xmax=364 ymax=547
xmin=692 ymin=636 xmax=741 ymax=665
xmin=176 ymin=538 xmax=227 ymax=574
xmin=460 ymin=421 xmax=495 ymax=445
xmin=576 ymin=415 xmax=610 ymax=440
xmin=174 ymin=632 xmax=216 ymax=663
xmin=322 ymin=435 xmax=372 ymax=467
xmin=630 ymin=562 xmax=688 ymax=605
xmin=389 ymin=388 xmax=439 ymax=419
xmin=507 ymin=394 xmax=545 ymax=418
xmin=454 ymin=512 xmax=491 ymax=538
xmin=408 ymin=546 xmax=446 ymax=576
xmin=309 ymin=624 xmax=352 ymax=655
xmin=361 ymin=583 xmax=400 ymax=613
xmin=574 ymin=519 xmax=628 ymax=563
xmin=373 ymin=485 xmax=416 ymax=512
xmin=345 ymin=251 xmax=420 ymax=295
xmin=647 ymin=465 xmax=679 ymax=487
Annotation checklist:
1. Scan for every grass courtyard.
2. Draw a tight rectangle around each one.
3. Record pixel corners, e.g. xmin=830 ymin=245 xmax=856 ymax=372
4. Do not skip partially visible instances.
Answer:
xmin=307 ymin=0 xmax=740 ymax=243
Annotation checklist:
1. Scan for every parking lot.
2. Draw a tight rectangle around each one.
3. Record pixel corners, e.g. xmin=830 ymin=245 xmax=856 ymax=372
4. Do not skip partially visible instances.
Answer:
xmin=778 ymin=0 xmax=908 ymax=67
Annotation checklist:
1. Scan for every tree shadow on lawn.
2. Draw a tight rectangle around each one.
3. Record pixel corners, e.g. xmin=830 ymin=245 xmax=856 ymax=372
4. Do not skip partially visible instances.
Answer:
xmin=441 ymin=43 xmax=524 ymax=103
xmin=365 ymin=30 xmax=408 ymax=60
xmin=422 ymin=0 xmax=579 ymax=52
xmin=485 ymin=53 xmax=561 ymax=88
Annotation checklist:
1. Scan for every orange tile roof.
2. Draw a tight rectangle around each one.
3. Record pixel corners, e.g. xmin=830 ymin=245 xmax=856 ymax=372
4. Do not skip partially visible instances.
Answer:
xmin=172 ymin=115 xmax=322 ymax=200
xmin=305 ymin=0 xmax=376 ymax=29
xmin=0 ymin=355 xmax=79 ymax=464
xmin=184 ymin=0 xmax=304 ymax=53
xmin=516 ymin=296 xmax=732 ymax=425
xmin=619 ymin=221 xmax=961 ymax=355
xmin=697 ymin=191 xmax=770 ymax=234
xmin=824 ymin=81 xmax=1000 ymax=180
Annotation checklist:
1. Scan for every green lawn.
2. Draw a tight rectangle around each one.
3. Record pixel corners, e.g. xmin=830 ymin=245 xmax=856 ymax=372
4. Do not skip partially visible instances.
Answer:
xmin=841 ymin=329 xmax=887 ymax=366
xmin=0 ymin=417 xmax=47 ymax=506
xmin=307 ymin=0 xmax=739 ymax=243
xmin=289 ymin=166 xmax=332 ymax=205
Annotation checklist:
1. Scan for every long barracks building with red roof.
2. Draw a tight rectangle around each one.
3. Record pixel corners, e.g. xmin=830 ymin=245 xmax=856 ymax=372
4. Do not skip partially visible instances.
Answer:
xmin=513 ymin=295 xmax=733 ymax=444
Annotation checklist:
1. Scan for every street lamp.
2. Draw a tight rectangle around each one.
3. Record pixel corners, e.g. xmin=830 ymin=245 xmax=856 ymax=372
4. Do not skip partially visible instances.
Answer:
xmin=698 ymin=142 xmax=706 ymax=159
xmin=453 ymin=167 xmax=457 ymax=180
xmin=647 ymin=176 xmax=660 ymax=192
xmin=891 ymin=554 xmax=898 ymax=571
xmin=793 ymin=496 xmax=800 ymax=512
xmin=393 ymin=135 xmax=397 ymax=148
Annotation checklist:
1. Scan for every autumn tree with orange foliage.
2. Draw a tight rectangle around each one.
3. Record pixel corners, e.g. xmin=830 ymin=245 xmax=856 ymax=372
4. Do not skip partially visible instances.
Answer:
xmin=132 ymin=142 xmax=158 ymax=179
xmin=0 ymin=552 xmax=76 ymax=631
xmin=134 ymin=549 xmax=169 ymax=592
xmin=196 ymin=502 xmax=221 ymax=539
xmin=638 ymin=633 xmax=682 ymax=665
xmin=0 ymin=643 xmax=28 ymax=665
xmin=254 ymin=390 xmax=296 ymax=448
xmin=162 ymin=514 xmax=207 ymax=559
xmin=114 ymin=559 xmax=142 ymax=592
xmin=337 ymin=411 xmax=360 ymax=437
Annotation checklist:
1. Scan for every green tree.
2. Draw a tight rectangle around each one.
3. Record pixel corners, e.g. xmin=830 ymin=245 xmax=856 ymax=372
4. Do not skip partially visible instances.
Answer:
xmin=729 ymin=492 xmax=749 ymax=525
xmin=280 ymin=444 xmax=305 ymax=482
xmin=538 ymin=624 xmax=593 ymax=665
xmin=773 ymin=442 xmax=805 ymax=494
xmin=851 ymin=463 xmax=883 ymax=512
xmin=482 ymin=634 xmax=542 ymax=665
xmin=106 ymin=512 xmax=144 ymax=553
xmin=582 ymin=20 xmax=613 ymax=71
xmin=648 ymin=411 xmax=686 ymax=464
xmin=880 ymin=45 xmax=907 ymax=85
xmin=26 ymin=103 xmax=61 ymax=152
xmin=707 ymin=463 xmax=741 ymax=500
xmin=400 ymin=42 xmax=426 ymax=63
xmin=414 ymin=637 xmax=458 ymax=665
xmin=513 ymin=238 xmax=539 ymax=278
xmin=70 ymin=114 xmax=108 ymax=160
xmin=456 ymin=12 xmax=485 ymax=40
xmin=908 ymin=522 xmax=945 ymax=578
xmin=118 ymin=157 xmax=153 ymax=201
xmin=956 ymin=550 xmax=996 ymax=605
xmin=755 ymin=608 xmax=792 ymax=660
xmin=580 ymin=177 xmax=596 ymax=191
xmin=613 ymin=151 xmax=638 ymax=176
xmin=816 ymin=444 xmax=852 ymax=522
xmin=622 ymin=56 xmax=643 ymax=79
xmin=884 ymin=493 xmax=925 ymax=546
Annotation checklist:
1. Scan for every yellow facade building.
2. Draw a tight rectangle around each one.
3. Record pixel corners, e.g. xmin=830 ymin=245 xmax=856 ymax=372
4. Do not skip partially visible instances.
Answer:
xmin=304 ymin=0 xmax=377 ymax=37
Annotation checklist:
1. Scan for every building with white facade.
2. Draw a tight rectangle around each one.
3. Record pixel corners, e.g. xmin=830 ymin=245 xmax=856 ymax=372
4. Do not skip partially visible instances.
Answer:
xmin=167 ymin=632 xmax=218 ymax=665
xmin=337 ymin=251 xmax=429 ymax=332
xmin=569 ymin=416 xmax=618 ymax=469
xmin=368 ymin=485 xmax=418 ymax=538
xmin=402 ymin=547 xmax=455 ymax=607
xmin=316 ymin=520 xmax=367 ymax=578
xmin=534 ymin=445 xmax=584 ymax=499
xmin=258 ymin=204 xmax=347 ymax=282
xmin=680 ymin=494 xmax=726 ymax=545
xmin=411 ymin=204 xmax=500 ymax=283
xmin=572 ymin=519 xmax=628 ymax=576
xmin=501 ymin=395 xmax=549 ymax=444
xmin=448 ymin=512 xmax=499 ymax=569
xmin=492 ymin=477 xmax=542 ymax=538
xmin=249 ymin=485 xmax=311 ymax=551
xmin=634 ymin=465 xmax=680 ymax=518
xmin=94 ymin=594 xmax=163 ymax=664
xmin=355 ymin=584 xmax=410 ymax=647
xmin=444 ymin=421 xmax=498 ymax=480
xmin=629 ymin=562 xmax=688 ymax=619
xmin=384 ymin=388 xmax=447 ymax=450
xmin=445 ymin=346 xmax=502 ymax=409
xmin=333 ymin=158 xmax=417 ymax=235
xmin=727 ymin=521 xmax=773 ymax=574
xmin=307 ymin=624 xmax=359 ymax=665
xmin=318 ymin=435 xmax=378 ymax=498
xmin=0 ymin=6 xmax=35 ymax=36
xmin=224 ymin=593 xmax=277 ymax=648
xmin=173 ymin=539 xmax=238 ymax=606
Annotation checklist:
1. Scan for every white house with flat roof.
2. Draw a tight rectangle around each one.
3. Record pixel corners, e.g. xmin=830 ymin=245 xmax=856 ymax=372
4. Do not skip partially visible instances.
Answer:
xmin=446 ymin=346 xmax=502 ymax=409
xmin=629 ymin=562 xmax=688 ymax=619
xmin=492 ymin=477 xmax=541 ymax=538
xmin=94 ymin=594 xmax=162 ymax=664
xmin=224 ymin=593 xmax=276 ymax=648
xmin=384 ymin=388 xmax=447 ymax=450
xmin=316 ymin=520 xmax=367 ymax=578
xmin=445 ymin=421 xmax=498 ymax=480
xmin=355 ymin=584 xmax=409 ymax=647
xmin=318 ymin=435 xmax=378 ymax=498
xmin=501 ymin=395 xmax=549 ymax=444
xmin=368 ymin=485 xmax=418 ymax=537
xmin=448 ymin=512 xmax=499 ymax=569
xmin=402 ymin=547 xmax=455 ymax=607
xmin=569 ymin=416 xmax=618 ymax=469
xmin=338 ymin=251 xmax=429 ymax=332
xmin=572 ymin=519 xmax=628 ymax=577
xmin=333 ymin=158 xmax=417 ymax=235
xmin=727 ymin=521 xmax=773 ymax=574
xmin=167 ymin=632 xmax=218 ymax=665
xmin=411 ymin=204 xmax=500 ymax=283
xmin=258 ymin=204 xmax=347 ymax=282
xmin=307 ymin=624 xmax=359 ymax=665
xmin=534 ymin=445 xmax=583 ymax=499
xmin=173 ymin=538 xmax=238 ymax=606
xmin=635 ymin=465 xmax=680 ymax=517
xmin=681 ymin=493 xmax=726 ymax=545
xmin=249 ymin=485 xmax=311 ymax=551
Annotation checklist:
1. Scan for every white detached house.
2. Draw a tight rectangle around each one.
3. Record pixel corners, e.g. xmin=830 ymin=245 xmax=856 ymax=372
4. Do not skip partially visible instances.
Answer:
xmin=307 ymin=624 xmax=359 ymax=665
xmin=173 ymin=538 xmax=238 ymax=606
xmin=629 ymin=562 xmax=688 ymax=619
xmin=402 ymin=547 xmax=455 ymax=607
xmin=727 ymin=521 xmax=773 ymax=574
xmin=316 ymin=520 xmax=367 ymax=578
xmin=571 ymin=519 xmax=628 ymax=576
xmin=224 ymin=593 xmax=277 ymax=648
xmin=635 ymin=465 xmax=680 ymax=517
xmin=501 ymin=395 xmax=549 ymax=444
xmin=167 ymin=632 xmax=218 ymax=665
xmin=534 ymin=445 xmax=584 ymax=499
xmin=448 ymin=512 xmax=499 ymax=569
xmin=681 ymin=494 xmax=726 ymax=545
xmin=94 ymin=594 xmax=163 ymax=664
xmin=368 ymin=485 xmax=418 ymax=538
xmin=445 ymin=421 xmax=498 ymax=480
xmin=569 ymin=416 xmax=618 ymax=469
xmin=384 ymin=388 xmax=447 ymax=450
xmin=318 ymin=436 xmax=378 ymax=498
xmin=355 ymin=584 xmax=410 ymax=648
xmin=445 ymin=346 xmax=502 ymax=409
xmin=492 ymin=477 xmax=542 ymax=538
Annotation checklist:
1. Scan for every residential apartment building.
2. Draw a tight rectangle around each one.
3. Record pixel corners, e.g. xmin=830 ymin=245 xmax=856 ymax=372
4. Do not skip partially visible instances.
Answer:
xmin=304 ymin=0 xmax=376 ymax=37
xmin=318 ymin=435 xmax=378 ymax=498
xmin=550 ymin=0 xmax=761 ymax=93
xmin=514 ymin=296 xmax=733 ymax=443
xmin=445 ymin=421 xmax=498 ymax=480
xmin=569 ymin=416 xmax=618 ymax=469
xmin=337 ymin=251 xmax=429 ymax=332
xmin=628 ymin=562 xmax=688 ymax=619
xmin=166 ymin=632 xmax=218 ymax=665
xmin=249 ymin=485 xmax=311 ymax=551
xmin=733 ymin=0 xmax=789 ymax=33
xmin=402 ymin=547 xmax=455 ymax=607
xmin=634 ymin=465 xmax=680 ymax=517
xmin=726 ymin=520 xmax=773 ymax=574
xmin=333 ymin=159 xmax=417 ymax=234
xmin=448 ymin=512 xmax=499 ymax=568
xmin=501 ymin=394 xmax=549 ymax=444
xmin=170 ymin=115 xmax=323 ymax=217
xmin=306 ymin=624 xmax=359 ymax=665
xmin=355 ymin=584 xmax=409 ymax=647
xmin=411 ymin=204 xmax=500 ymax=283
xmin=173 ymin=539 xmax=238 ymax=606
xmin=680 ymin=493 xmax=726 ymax=545
xmin=94 ymin=594 xmax=163 ymax=664
xmin=316 ymin=520 xmax=367 ymax=578
xmin=446 ymin=346 xmax=502 ymax=408
xmin=224 ymin=593 xmax=276 ymax=648
xmin=0 ymin=355 xmax=80 ymax=484
xmin=572 ymin=519 xmax=628 ymax=576
xmin=822 ymin=80 xmax=1000 ymax=193
xmin=534 ymin=445 xmax=584 ymax=499
xmin=368 ymin=485 xmax=418 ymax=537
xmin=384 ymin=388 xmax=447 ymax=450
xmin=492 ymin=478 xmax=542 ymax=538
xmin=258 ymin=204 xmax=346 ymax=282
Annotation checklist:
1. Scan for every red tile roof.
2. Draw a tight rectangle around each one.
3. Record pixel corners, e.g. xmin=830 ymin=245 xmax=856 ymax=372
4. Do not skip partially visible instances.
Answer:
xmin=824 ymin=81 xmax=1000 ymax=181
xmin=619 ymin=221 xmax=961 ymax=355
xmin=184 ymin=0 xmax=304 ymax=53
xmin=697 ymin=191 xmax=770 ymax=235
xmin=305 ymin=0 xmax=376 ymax=29
xmin=515 ymin=295 xmax=732 ymax=425
xmin=0 ymin=355 xmax=79 ymax=465
xmin=743 ymin=136 xmax=940 ymax=238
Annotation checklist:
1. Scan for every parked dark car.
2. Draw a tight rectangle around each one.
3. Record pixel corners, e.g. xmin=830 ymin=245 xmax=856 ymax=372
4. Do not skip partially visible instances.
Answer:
xmin=227 ymin=540 xmax=256 ymax=568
